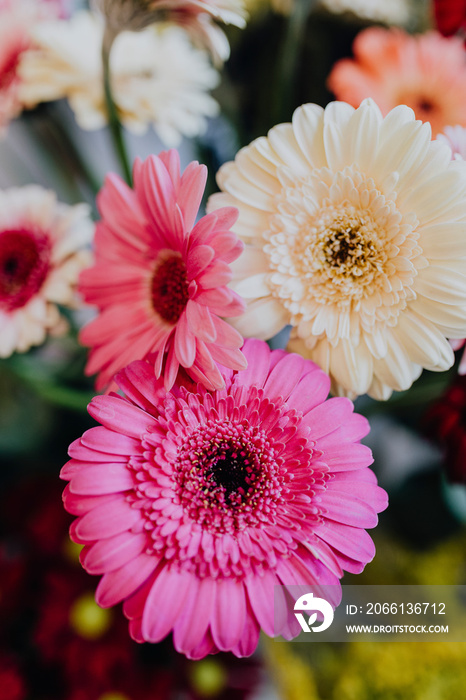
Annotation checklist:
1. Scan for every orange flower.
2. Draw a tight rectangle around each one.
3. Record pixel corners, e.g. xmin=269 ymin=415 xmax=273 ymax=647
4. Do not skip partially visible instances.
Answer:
xmin=328 ymin=28 xmax=466 ymax=137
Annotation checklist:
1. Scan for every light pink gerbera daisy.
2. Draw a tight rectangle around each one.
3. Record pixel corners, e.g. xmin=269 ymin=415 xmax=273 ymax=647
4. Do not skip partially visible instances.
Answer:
xmin=0 ymin=186 xmax=93 ymax=357
xmin=61 ymin=339 xmax=388 ymax=659
xmin=79 ymin=150 xmax=247 ymax=392
xmin=327 ymin=28 xmax=466 ymax=138
xmin=0 ymin=0 xmax=62 ymax=133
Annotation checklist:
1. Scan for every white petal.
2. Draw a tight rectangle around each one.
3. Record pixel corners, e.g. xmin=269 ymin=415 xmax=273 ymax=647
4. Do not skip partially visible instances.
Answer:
xmin=395 ymin=310 xmax=454 ymax=370
xmin=292 ymin=103 xmax=326 ymax=169
xmin=231 ymin=296 xmax=289 ymax=339
xmin=415 ymin=266 xmax=466 ymax=305
xmin=418 ymin=222 xmax=466 ymax=259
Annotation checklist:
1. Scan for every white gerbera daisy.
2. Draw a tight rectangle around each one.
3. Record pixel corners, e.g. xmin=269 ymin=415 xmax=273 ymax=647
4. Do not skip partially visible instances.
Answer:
xmin=207 ymin=99 xmax=466 ymax=399
xmin=0 ymin=186 xmax=93 ymax=357
xmin=18 ymin=11 xmax=220 ymax=147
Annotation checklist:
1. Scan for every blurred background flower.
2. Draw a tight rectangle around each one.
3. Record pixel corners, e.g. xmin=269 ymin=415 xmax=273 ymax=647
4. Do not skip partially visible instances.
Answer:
xmin=19 ymin=12 xmax=220 ymax=146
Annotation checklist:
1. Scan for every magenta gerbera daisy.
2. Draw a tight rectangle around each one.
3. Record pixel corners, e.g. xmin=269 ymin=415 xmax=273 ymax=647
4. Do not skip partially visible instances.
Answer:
xmin=79 ymin=149 xmax=247 ymax=392
xmin=61 ymin=339 xmax=388 ymax=659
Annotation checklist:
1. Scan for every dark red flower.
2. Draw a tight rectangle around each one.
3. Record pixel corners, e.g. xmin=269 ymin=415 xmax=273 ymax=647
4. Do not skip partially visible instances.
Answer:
xmin=0 ymin=655 xmax=27 ymax=700
xmin=433 ymin=0 xmax=466 ymax=37
xmin=423 ymin=375 xmax=466 ymax=483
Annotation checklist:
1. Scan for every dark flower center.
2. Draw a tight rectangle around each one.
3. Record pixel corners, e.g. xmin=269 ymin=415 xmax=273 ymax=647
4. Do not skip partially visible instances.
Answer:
xmin=0 ymin=229 xmax=51 ymax=311
xmin=208 ymin=444 xmax=256 ymax=500
xmin=151 ymin=254 xmax=189 ymax=324
xmin=417 ymin=98 xmax=435 ymax=114
xmin=174 ymin=418 xmax=283 ymax=533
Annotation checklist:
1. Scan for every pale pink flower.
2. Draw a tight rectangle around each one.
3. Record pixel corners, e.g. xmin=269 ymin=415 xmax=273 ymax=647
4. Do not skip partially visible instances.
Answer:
xmin=0 ymin=186 xmax=93 ymax=357
xmin=79 ymin=150 xmax=247 ymax=392
xmin=61 ymin=340 xmax=387 ymax=658
xmin=328 ymin=28 xmax=466 ymax=138
xmin=0 ymin=0 xmax=61 ymax=133
xmin=437 ymin=124 xmax=466 ymax=160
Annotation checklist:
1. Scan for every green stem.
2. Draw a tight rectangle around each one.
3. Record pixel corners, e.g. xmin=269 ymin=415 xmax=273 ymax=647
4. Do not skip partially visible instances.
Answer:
xmin=45 ymin=105 xmax=102 ymax=198
xmin=102 ymin=27 xmax=133 ymax=185
xmin=273 ymin=0 xmax=316 ymax=124
xmin=6 ymin=355 xmax=95 ymax=414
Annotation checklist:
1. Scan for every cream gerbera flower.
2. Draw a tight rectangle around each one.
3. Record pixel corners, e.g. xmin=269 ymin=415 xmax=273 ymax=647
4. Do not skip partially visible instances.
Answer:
xmin=208 ymin=99 xmax=466 ymax=399
xmin=0 ymin=186 xmax=93 ymax=357
xmin=18 ymin=12 xmax=219 ymax=146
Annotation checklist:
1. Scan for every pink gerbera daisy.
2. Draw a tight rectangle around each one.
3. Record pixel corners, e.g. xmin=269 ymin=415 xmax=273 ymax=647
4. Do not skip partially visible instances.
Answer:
xmin=79 ymin=150 xmax=247 ymax=392
xmin=327 ymin=27 xmax=466 ymax=137
xmin=61 ymin=339 xmax=388 ymax=659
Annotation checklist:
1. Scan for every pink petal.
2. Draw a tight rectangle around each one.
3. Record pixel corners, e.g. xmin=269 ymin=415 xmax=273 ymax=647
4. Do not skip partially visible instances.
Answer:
xmin=174 ymin=312 xmax=197 ymax=367
xmin=96 ymin=552 xmax=159 ymax=608
xmin=123 ymin=569 xmax=159 ymax=620
xmin=62 ymin=485 xmax=117 ymax=516
xmin=173 ymin=577 xmax=216 ymax=655
xmin=185 ymin=629 xmax=217 ymax=660
xmin=211 ymin=316 xmax=243 ymax=348
xmin=208 ymin=344 xmax=248 ymax=371
xmin=88 ymin=396 xmax=156 ymax=438
xmin=164 ymin=339 xmax=181 ymax=390
xmin=74 ymin=498 xmax=140 ymax=541
xmin=115 ymin=360 xmax=165 ymax=414
xmin=129 ymin=617 xmax=145 ymax=643
xmin=67 ymin=442 xmax=129 ymax=463
xmin=142 ymin=566 xmax=193 ymax=642
xmin=206 ymin=206 xmax=238 ymax=231
xmin=178 ymin=161 xmax=207 ymax=231
xmin=208 ymin=232 xmax=244 ymax=263
xmin=189 ymin=214 xmax=217 ymax=248
xmin=198 ymin=261 xmax=232 ymax=289
xmin=141 ymin=155 xmax=177 ymax=238
xmin=187 ymin=244 xmax=215 ymax=278
xmin=244 ymin=570 xmax=285 ymax=637
xmin=211 ymin=579 xmax=246 ymax=651
xmin=81 ymin=532 xmax=148 ymax=574
xmin=186 ymin=300 xmax=217 ymax=343
xmin=68 ymin=463 xmax=134 ymax=495
xmin=287 ymin=369 xmax=330 ymax=413
xmin=326 ymin=481 xmax=388 ymax=514
xmin=79 ymin=426 xmax=142 ymax=456
xmin=301 ymin=397 xmax=356 ymax=439
xmin=80 ymin=305 xmax=151 ymax=347
xmin=263 ymin=352 xmax=308 ymax=401
xmin=233 ymin=339 xmax=271 ymax=388
xmin=322 ymin=443 xmax=374 ymax=471
xmin=318 ymin=492 xmax=379 ymax=528
xmin=158 ymin=149 xmax=181 ymax=191
xmin=317 ymin=413 xmax=370 ymax=448
xmin=315 ymin=521 xmax=376 ymax=564
xmin=229 ymin=598 xmax=261 ymax=657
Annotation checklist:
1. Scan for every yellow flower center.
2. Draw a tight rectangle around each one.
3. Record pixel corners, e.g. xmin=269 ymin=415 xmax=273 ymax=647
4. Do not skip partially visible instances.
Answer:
xmin=264 ymin=165 xmax=425 ymax=341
